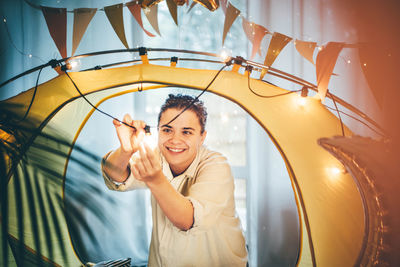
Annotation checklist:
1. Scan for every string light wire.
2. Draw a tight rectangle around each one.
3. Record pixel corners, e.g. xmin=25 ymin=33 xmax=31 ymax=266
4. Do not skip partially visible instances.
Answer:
xmin=246 ymin=66 xmax=302 ymax=98
xmin=1 ymin=14 xmax=45 ymax=63
xmin=15 ymin=67 xmax=43 ymax=122
xmin=164 ymin=63 xmax=228 ymax=126
xmin=63 ymin=62 xmax=228 ymax=132
xmin=331 ymin=94 xmax=345 ymax=136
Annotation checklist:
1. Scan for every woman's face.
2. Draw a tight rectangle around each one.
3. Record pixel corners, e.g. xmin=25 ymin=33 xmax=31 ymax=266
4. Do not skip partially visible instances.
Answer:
xmin=158 ymin=108 xmax=206 ymax=175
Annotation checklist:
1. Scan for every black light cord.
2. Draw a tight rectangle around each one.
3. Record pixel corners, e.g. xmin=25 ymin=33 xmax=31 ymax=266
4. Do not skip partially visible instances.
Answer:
xmin=17 ymin=67 xmax=43 ymax=122
xmin=331 ymin=94 xmax=345 ymax=136
xmin=324 ymin=105 xmax=386 ymax=138
xmin=247 ymin=68 xmax=301 ymax=98
xmin=64 ymin=62 xmax=228 ymax=132
xmin=64 ymin=71 xmax=145 ymax=131
xmin=164 ymin=63 xmax=228 ymax=127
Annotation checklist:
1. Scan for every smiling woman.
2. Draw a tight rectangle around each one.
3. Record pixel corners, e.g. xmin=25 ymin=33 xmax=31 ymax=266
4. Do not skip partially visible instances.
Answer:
xmin=102 ymin=93 xmax=248 ymax=266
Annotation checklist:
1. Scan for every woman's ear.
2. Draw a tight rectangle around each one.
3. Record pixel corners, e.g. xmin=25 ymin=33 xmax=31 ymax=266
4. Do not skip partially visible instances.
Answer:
xmin=200 ymin=130 xmax=207 ymax=145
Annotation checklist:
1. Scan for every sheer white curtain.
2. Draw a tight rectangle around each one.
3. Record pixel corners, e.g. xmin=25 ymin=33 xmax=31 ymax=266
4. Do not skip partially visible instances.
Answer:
xmin=246 ymin=1 xmax=384 ymax=266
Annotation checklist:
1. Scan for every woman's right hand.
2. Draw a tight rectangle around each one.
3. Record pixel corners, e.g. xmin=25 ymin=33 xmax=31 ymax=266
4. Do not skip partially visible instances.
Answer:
xmin=113 ymin=114 xmax=146 ymax=155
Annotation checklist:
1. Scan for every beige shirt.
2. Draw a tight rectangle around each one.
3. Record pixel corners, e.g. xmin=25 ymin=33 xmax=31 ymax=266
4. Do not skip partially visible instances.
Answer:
xmin=102 ymin=146 xmax=247 ymax=267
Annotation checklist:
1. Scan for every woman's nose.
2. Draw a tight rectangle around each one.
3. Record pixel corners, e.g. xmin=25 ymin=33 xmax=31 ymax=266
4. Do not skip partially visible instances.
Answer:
xmin=169 ymin=132 xmax=182 ymax=143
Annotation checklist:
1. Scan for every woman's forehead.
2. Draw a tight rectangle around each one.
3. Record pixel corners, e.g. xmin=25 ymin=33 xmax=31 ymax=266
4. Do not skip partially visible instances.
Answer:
xmin=159 ymin=108 xmax=201 ymax=128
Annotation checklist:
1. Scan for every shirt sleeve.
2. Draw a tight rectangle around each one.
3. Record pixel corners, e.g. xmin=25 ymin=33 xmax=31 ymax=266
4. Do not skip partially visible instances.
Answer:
xmin=101 ymin=151 xmax=147 ymax=191
xmin=185 ymin=152 xmax=235 ymax=231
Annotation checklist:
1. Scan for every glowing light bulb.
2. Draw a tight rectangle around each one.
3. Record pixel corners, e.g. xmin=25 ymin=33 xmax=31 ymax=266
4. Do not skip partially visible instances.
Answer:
xmin=28 ymin=54 xmax=32 ymax=58
xmin=3 ymin=18 xmax=6 ymax=23
xmin=68 ymin=58 xmax=81 ymax=71
xmin=143 ymin=133 xmax=158 ymax=150
xmin=347 ymin=59 xmax=351 ymax=64
xmin=219 ymin=48 xmax=232 ymax=63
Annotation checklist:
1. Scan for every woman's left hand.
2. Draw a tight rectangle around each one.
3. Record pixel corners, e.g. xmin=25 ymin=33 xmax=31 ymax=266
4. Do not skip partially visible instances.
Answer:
xmin=131 ymin=142 xmax=164 ymax=185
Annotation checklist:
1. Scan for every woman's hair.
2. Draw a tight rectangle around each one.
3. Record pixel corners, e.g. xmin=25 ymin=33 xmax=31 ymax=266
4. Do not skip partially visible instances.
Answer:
xmin=158 ymin=94 xmax=208 ymax=133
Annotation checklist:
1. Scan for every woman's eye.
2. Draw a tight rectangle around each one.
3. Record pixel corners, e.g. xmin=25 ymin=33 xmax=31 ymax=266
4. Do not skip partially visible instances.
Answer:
xmin=162 ymin=128 xmax=172 ymax=133
xmin=183 ymin=130 xmax=193 ymax=135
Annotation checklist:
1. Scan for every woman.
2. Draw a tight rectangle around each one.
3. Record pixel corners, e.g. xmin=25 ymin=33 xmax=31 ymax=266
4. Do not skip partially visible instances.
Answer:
xmin=102 ymin=94 xmax=247 ymax=266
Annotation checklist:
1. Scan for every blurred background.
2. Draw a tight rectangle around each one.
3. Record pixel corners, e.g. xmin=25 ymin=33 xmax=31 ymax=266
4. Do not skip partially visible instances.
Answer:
xmin=1 ymin=0 xmax=399 ymax=266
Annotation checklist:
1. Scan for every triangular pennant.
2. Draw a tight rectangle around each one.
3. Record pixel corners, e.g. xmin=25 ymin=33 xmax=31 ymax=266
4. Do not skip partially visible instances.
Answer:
xmin=263 ymin=32 xmax=292 ymax=67
xmin=295 ymin=39 xmax=317 ymax=65
xmin=127 ymin=2 xmax=156 ymax=37
xmin=166 ymin=0 xmax=178 ymax=26
xmin=41 ymin=6 xmax=67 ymax=58
xmin=222 ymin=2 xmax=240 ymax=45
xmin=144 ymin=4 xmax=161 ymax=36
xmin=316 ymin=42 xmax=344 ymax=101
xmin=242 ymin=17 xmax=269 ymax=59
xmin=104 ymin=4 xmax=129 ymax=49
xmin=72 ymin=8 xmax=97 ymax=56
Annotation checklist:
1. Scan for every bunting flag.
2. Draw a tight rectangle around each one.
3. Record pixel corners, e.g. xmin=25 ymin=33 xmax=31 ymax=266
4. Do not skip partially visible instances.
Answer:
xmin=242 ymin=18 xmax=269 ymax=60
xmin=260 ymin=32 xmax=292 ymax=79
xmin=316 ymin=42 xmax=344 ymax=101
xmin=222 ymin=2 xmax=240 ymax=45
xmin=295 ymin=39 xmax=317 ymax=65
xmin=41 ymin=6 xmax=67 ymax=58
xmin=144 ymin=4 xmax=161 ymax=36
xmin=72 ymin=8 xmax=97 ymax=56
xmin=104 ymin=4 xmax=130 ymax=49
xmin=127 ymin=2 xmax=156 ymax=37
xmin=166 ymin=0 xmax=178 ymax=26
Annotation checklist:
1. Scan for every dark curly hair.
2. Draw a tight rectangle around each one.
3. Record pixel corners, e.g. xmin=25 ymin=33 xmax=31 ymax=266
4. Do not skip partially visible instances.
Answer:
xmin=157 ymin=94 xmax=208 ymax=133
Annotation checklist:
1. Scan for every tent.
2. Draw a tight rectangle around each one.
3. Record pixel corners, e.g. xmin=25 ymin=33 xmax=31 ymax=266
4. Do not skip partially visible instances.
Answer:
xmin=1 ymin=49 xmax=398 ymax=266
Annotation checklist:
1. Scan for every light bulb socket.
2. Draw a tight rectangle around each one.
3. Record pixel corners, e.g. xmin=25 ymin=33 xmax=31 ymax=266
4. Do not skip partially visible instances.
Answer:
xmin=139 ymin=47 xmax=147 ymax=56
xmin=171 ymin=56 xmax=178 ymax=63
xmin=301 ymin=86 xmax=309 ymax=97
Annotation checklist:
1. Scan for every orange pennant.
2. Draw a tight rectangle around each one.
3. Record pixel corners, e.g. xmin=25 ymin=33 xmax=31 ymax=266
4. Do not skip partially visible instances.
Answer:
xmin=242 ymin=17 xmax=269 ymax=59
xmin=41 ymin=6 xmax=67 ymax=58
xmin=144 ymin=4 xmax=161 ymax=36
xmin=72 ymin=8 xmax=97 ymax=56
xmin=166 ymin=0 xmax=178 ymax=26
xmin=104 ymin=4 xmax=129 ymax=49
xmin=259 ymin=32 xmax=292 ymax=79
xmin=316 ymin=42 xmax=344 ymax=101
xmin=295 ymin=39 xmax=317 ymax=65
xmin=127 ymin=2 xmax=156 ymax=37
xmin=222 ymin=2 xmax=240 ymax=45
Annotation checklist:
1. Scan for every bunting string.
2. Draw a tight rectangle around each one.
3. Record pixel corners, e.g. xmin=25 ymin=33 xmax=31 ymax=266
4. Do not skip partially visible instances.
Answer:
xmin=20 ymin=0 xmax=364 ymax=103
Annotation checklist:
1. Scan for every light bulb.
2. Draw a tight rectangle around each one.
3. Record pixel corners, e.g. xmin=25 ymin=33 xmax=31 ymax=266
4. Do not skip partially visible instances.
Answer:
xmin=143 ymin=133 xmax=158 ymax=150
xmin=219 ymin=48 xmax=232 ymax=63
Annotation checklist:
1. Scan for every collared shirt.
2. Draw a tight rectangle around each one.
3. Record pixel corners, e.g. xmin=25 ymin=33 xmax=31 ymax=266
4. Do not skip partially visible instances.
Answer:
xmin=102 ymin=146 xmax=248 ymax=267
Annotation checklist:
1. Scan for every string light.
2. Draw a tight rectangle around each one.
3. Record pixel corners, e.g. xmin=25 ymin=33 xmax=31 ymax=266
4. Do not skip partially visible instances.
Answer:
xmin=219 ymin=48 xmax=232 ymax=63
xmin=347 ymin=59 xmax=351 ymax=64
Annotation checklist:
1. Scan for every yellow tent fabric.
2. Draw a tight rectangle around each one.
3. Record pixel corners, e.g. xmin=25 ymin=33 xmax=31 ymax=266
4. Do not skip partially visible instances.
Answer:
xmin=2 ymin=63 xmax=364 ymax=266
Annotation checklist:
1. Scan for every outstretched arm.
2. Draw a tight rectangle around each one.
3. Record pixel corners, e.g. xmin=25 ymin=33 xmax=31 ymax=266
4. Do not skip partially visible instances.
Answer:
xmin=103 ymin=114 xmax=146 ymax=183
